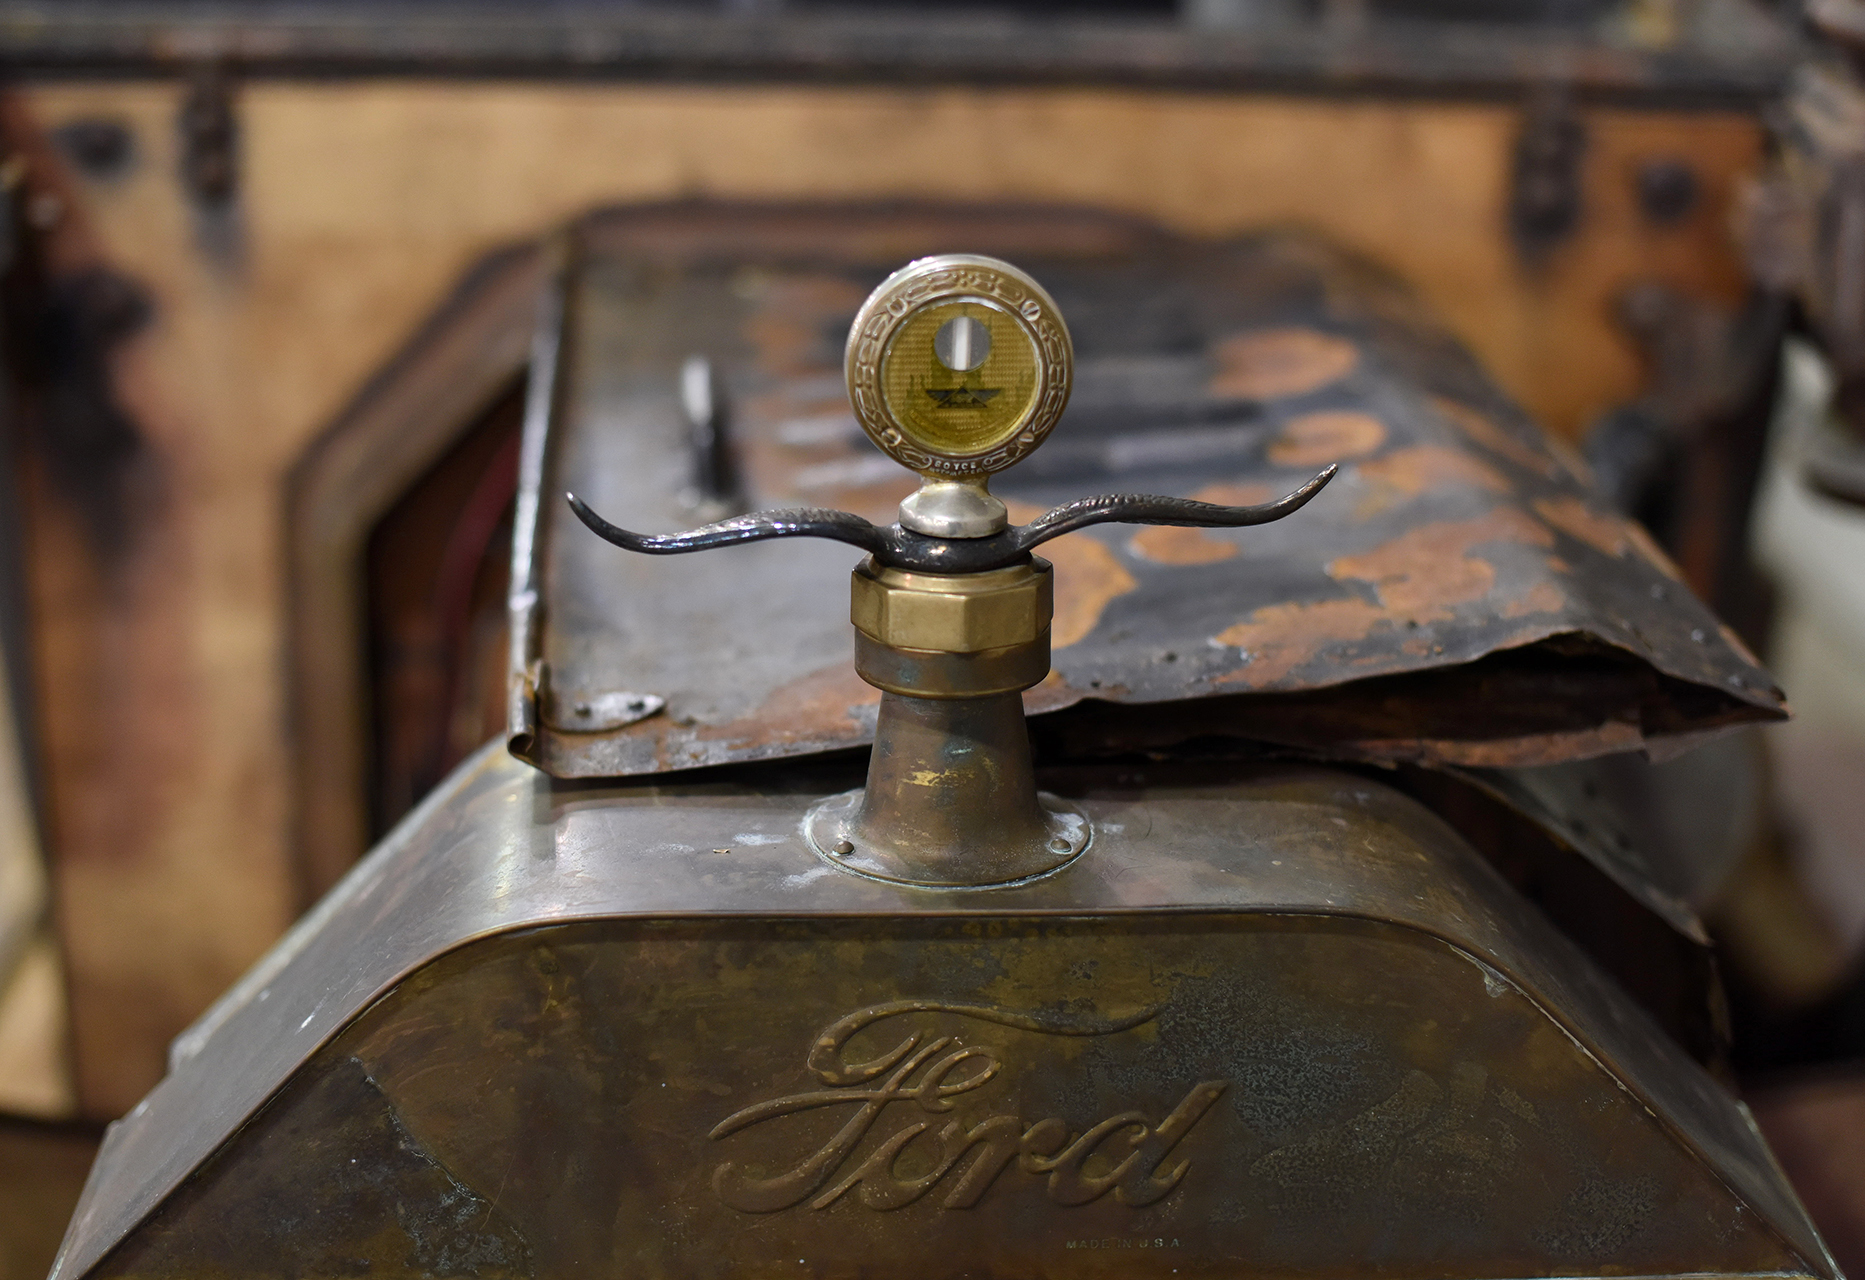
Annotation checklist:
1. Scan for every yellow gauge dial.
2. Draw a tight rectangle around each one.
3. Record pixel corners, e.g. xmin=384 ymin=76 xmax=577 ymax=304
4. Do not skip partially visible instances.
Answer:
xmin=879 ymin=300 xmax=1040 ymax=458
xmin=846 ymin=255 xmax=1072 ymax=480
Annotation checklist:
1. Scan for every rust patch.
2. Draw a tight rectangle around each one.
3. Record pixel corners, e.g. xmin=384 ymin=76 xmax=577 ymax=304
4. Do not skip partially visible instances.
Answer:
xmin=699 ymin=661 xmax=878 ymax=751
xmin=1268 ymin=411 xmax=1387 ymax=468
xmin=1330 ymin=509 xmax=1554 ymax=616
xmin=1357 ymin=445 xmax=1511 ymax=499
xmin=1137 ymin=481 xmax=1279 ymax=559
xmin=1130 ymin=526 xmax=1237 ymax=565
xmin=1430 ymin=396 xmax=1560 ymax=479
xmin=1213 ymin=509 xmax=1556 ymax=686
xmin=1361 ymin=719 xmax=1645 ymax=767
xmin=1023 ymin=671 xmax=1089 ymax=716
xmin=1210 ymin=328 xmax=1359 ymax=400
xmin=1502 ymin=581 xmax=1567 ymax=619
xmin=1009 ymin=501 xmax=1137 ymax=649
xmin=1534 ymin=496 xmax=1632 ymax=559
xmin=1049 ymin=537 xmax=1137 ymax=649
xmin=1191 ymin=481 xmax=1276 ymax=506
xmin=1213 ymin=598 xmax=1390 ymax=686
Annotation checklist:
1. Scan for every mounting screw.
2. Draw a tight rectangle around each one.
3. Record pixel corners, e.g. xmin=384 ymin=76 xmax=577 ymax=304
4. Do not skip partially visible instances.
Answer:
xmin=1049 ymin=836 xmax=1072 ymax=854
xmin=831 ymin=839 xmax=854 ymax=856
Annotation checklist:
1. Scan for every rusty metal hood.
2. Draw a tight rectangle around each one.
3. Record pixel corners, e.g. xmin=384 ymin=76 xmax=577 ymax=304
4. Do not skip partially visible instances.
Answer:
xmin=510 ymin=204 xmax=1784 ymax=779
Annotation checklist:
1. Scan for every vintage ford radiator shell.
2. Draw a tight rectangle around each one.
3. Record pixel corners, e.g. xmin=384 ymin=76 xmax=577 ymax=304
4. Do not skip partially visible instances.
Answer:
xmin=50 ymin=746 xmax=1835 ymax=1280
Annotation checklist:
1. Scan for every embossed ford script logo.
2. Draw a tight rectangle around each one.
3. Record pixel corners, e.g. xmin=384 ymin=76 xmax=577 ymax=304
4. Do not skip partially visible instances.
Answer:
xmin=708 ymin=999 xmax=1228 ymax=1213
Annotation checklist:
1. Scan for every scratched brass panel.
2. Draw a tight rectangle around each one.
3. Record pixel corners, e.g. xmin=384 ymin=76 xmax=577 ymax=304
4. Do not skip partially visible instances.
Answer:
xmin=96 ymin=916 xmax=1811 ymax=1280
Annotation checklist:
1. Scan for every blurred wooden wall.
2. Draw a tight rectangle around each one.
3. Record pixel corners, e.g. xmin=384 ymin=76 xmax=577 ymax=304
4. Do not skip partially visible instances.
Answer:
xmin=2 ymin=79 xmax=1761 ymax=1116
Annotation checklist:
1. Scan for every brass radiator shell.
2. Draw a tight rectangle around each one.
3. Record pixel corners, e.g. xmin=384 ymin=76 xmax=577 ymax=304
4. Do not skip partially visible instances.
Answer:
xmin=55 ymin=745 xmax=1835 ymax=1280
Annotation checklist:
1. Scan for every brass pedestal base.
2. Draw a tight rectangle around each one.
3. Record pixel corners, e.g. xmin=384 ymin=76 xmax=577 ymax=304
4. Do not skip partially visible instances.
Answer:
xmin=817 ymin=557 xmax=1085 ymax=886
xmin=803 ymin=691 xmax=1089 ymax=887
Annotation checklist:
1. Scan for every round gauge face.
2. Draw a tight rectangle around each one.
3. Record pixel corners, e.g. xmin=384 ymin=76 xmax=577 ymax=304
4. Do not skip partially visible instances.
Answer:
xmin=879 ymin=299 xmax=1040 ymax=458
xmin=845 ymin=255 xmax=1072 ymax=479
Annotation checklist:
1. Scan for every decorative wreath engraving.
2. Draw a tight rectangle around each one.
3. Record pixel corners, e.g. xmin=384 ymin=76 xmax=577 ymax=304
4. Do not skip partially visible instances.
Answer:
xmin=845 ymin=254 xmax=1074 ymax=478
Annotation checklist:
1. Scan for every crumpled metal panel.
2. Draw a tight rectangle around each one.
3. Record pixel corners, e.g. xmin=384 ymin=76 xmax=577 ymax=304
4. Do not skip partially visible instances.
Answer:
xmin=512 ymin=204 xmax=1784 ymax=780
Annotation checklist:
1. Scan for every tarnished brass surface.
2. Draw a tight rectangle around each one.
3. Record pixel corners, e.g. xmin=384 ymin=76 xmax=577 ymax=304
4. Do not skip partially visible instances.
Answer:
xmin=806 ymin=692 xmax=1085 ymax=886
xmin=96 ymin=919 xmax=1818 ymax=1280
xmin=851 ymin=633 xmax=1052 ymax=699
xmin=850 ymin=560 xmax=1053 ymax=655
xmin=842 ymin=537 xmax=1064 ymax=879
xmin=50 ymin=746 xmax=1839 ymax=1280
xmin=841 ymin=479 xmax=1065 ymax=880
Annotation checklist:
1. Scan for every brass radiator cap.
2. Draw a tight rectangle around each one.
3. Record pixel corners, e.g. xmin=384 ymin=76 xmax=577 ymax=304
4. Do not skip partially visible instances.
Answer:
xmin=849 ymin=560 xmax=1053 ymax=654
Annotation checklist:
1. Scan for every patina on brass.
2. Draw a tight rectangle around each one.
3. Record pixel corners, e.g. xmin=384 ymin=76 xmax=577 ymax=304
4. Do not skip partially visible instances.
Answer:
xmin=850 ymin=631 xmax=1050 ymax=700
xmin=805 ymin=693 xmax=1088 ymax=886
xmin=55 ymin=747 xmax=1839 ymax=1280
xmin=822 ymin=280 xmax=1084 ymax=885
xmin=817 ymin=557 xmax=1078 ymax=886
xmin=849 ymin=559 xmax=1052 ymax=660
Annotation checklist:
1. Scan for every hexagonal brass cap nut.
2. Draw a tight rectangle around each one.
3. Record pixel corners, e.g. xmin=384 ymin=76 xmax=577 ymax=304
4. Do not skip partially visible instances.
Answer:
xmin=850 ymin=560 xmax=1053 ymax=654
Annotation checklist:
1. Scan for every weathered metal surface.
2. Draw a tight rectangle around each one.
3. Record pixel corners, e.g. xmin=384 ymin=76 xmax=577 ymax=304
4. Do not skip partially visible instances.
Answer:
xmin=0 ymin=3 xmax=1798 ymax=104
xmin=806 ymin=691 xmax=1088 ymax=887
xmin=53 ymin=744 xmax=1836 ymax=1280
xmin=1384 ymin=759 xmax=1730 ymax=1067
xmin=1454 ymin=728 xmax=1766 ymax=938
xmin=99 ymin=924 xmax=1814 ymax=1280
xmin=513 ymin=203 xmax=1784 ymax=780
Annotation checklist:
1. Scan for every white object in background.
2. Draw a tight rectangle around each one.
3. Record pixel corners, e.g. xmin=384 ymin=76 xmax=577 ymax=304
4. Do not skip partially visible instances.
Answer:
xmin=0 ymin=617 xmax=70 ymax=1117
xmin=1752 ymin=339 xmax=1865 ymax=955
xmin=0 ymin=626 xmax=44 ymax=999
xmin=0 ymin=933 xmax=74 ymax=1117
